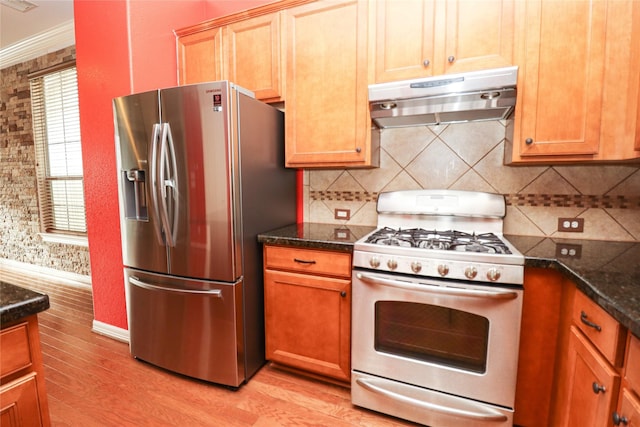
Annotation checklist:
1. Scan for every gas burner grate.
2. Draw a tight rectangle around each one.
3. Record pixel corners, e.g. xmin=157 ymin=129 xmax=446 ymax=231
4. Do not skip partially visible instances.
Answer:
xmin=365 ymin=227 xmax=512 ymax=254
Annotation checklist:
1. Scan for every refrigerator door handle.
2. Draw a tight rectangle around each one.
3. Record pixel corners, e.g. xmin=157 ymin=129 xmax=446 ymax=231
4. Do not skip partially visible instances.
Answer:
xmin=149 ymin=123 xmax=164 ymax=245
xmin=159 ymin=123 xmax=179 ymax=247
xmin=129 ymin=276 xmax=223 ymax=297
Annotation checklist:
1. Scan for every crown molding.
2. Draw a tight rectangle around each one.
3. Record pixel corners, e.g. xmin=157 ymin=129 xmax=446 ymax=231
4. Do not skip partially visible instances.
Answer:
xmin=0 ymin=19 xmax=75 ymax=69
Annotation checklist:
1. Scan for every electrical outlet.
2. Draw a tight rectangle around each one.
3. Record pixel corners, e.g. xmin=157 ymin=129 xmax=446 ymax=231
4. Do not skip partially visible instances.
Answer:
xmin=334 ymin=208 xmax=351 ymax=220
xmin=334 ymin=228 xmax=352 ymax=240
xmin=557 ymin=217 xmax=584 ymax=232
xmin=556 ymin=243 xmax=582 ymax=259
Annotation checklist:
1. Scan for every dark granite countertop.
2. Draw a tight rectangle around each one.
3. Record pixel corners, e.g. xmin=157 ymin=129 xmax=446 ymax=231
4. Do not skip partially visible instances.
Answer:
xmin=258 ymin=222 xmax=376 ymax=252
xmin=0 ymin=282 xmax=50 ymax=325
xmin=505 ymin=235 xmax=640 ymax=339
xmin=258 ymin=223 xmax=640 ymax=338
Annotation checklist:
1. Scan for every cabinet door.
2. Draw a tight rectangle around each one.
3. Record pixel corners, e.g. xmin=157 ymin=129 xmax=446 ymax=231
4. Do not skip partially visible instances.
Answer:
xmin=0 ymin=373 xmax=43 ymax=427
xmin=615 ymin=388 xmax=640 ymax=427
xmin=613 ymin=388 xmax=640 ymax=427
xmin=284 ymin=0 xmax=374 ymax=168
xmin=513 ymin=0 xmax=606 ymax=158
xmin=225 ymin=12 xmax=283 ymax=102
xmin=599 ymin=0 xmax=640 ymax=160
xmin=372 ymin=0 xmax=514 ymax=82
xmin=177 ymin=28 xmax=224 ymax=85
xmin=373 ymin=0 xmax=436 ymax=82
xmin=443 ymin=0 xmax=514 ymax=74
xmin=264 ymin=269 xmax=351 ymax=382
xmin=555 ymin=326 xmax=620 ymax=427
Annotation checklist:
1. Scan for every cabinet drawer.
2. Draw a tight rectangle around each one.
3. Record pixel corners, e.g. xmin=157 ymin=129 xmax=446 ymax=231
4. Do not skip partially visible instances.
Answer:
xmin=626 ymin=333 xmax=640 ymax=391
xmin=572 ymin=291 xmax=625 ymax=366
xmin=0 ymin=323 xmax=32 ymax=380
xmin=264 ymin=246 xmax=352 ymax=278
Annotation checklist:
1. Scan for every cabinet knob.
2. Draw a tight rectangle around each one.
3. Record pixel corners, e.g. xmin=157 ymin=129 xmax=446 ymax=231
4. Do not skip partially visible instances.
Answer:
xmin=448 ymin=55 xmax=455 ymax=63
xmin=423 ymin=59 xmax=430 ymax=67
xmin=340 ymin=291 xmax=347 ymax=298
xmin=612 ymin=412 xmax=629 ymax=425
xmin=525 ymin=138 xmax=534 ymax=145
xmin=355 ymin=147 xmax=361 ymax=153
xmin=592 ymin=382 xmax=606 ymax=394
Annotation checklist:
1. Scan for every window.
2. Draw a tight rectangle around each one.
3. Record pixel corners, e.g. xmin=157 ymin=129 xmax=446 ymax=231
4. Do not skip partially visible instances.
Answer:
xmin=30 ymin=63 xmax=87 ymax=244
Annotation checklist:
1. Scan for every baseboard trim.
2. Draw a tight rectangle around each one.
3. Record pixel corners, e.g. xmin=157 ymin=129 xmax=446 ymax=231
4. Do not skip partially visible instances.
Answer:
xmin=92 ymin=320 xmax=130 ymax=343
xmin=0 ymin=258 xmax=91 ymax=288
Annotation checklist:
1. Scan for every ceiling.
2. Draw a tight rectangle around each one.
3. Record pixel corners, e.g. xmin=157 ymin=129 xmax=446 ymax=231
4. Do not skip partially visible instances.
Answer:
xmin=0 ymin=0 xmax=74 ymax=49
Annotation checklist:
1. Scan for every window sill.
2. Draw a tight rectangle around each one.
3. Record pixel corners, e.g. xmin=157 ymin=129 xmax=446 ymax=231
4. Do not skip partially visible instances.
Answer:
xmin=39 ymin=233 xmax=88 ymax=247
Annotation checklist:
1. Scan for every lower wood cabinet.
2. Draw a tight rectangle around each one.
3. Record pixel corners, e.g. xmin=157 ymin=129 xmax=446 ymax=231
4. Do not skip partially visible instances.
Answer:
xmin=614 ymin=333 xmax=640 ymax=426
xmin=616 ymin=387 xmax=640 ymax=426
xmin=0 ymin=315 xmax=50 ymax=427
xmin=263 ymin=245 xmax=352 ymax=382
xmin=517 ymin=269 xmax=639 ymax=427
xmin=514 ymin=267 xmax=565 ymax=427
xmin=554 ymin=326 xmax=621 ymax=427
xmin=550 ymin=286 xmax=626 ymax=427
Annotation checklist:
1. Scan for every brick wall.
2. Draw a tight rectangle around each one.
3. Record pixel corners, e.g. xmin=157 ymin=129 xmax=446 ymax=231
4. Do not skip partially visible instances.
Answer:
xmin=0 ymin=46 xmax=91 ymax=277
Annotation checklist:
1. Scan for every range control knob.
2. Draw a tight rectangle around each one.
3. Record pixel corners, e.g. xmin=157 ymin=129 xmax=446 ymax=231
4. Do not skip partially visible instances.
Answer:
xmin=437 ymin=264 xmax=449 ymax=277
xmin=487 ymin=268 xmax=501 ymax=282
xmin=369 ymin=257 xmax=381 ymax=268
xmin=387 ymin=259 xmax=398 ymax=270
xmin=411 ymin=261 xmax=422 ymax=273
xmin=465 ymin=266 xmax=478 ymax=280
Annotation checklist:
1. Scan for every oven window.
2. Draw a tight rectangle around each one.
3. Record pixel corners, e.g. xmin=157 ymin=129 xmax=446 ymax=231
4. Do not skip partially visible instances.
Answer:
xmin=375 ymin=301 xmax=489 ymax=373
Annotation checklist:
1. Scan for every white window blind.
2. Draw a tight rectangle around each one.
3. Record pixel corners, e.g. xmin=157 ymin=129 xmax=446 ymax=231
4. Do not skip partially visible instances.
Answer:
xmin=30 ymin=65 xmax=87 ymax=235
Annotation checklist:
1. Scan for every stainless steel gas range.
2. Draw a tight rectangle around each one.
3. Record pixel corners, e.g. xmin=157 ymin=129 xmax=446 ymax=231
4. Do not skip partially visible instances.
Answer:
xmin=351 ymin=190 xmax=524 ymax=427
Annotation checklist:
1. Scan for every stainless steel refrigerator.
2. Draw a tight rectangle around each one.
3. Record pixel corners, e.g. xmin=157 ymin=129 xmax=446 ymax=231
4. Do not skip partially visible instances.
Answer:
xmin=113 ymin=81 xmax=296 ymax=387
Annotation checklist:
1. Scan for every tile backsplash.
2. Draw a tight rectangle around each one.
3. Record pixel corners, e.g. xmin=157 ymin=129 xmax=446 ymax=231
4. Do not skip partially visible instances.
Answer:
xmin=304 ymin=121 xmax=640 ymax=242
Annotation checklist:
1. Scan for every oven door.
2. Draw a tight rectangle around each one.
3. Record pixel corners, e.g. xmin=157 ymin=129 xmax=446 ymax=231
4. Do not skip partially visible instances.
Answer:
xmin=351 ymin=269 xmax=523 ymax=409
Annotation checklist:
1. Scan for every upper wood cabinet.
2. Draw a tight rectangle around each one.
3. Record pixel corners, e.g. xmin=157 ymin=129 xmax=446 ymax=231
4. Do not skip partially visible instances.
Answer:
xmin=225 ymin=12 xmax=284 ymax=102
xmin=284 ymin=0 xmax=377 ymax=168
xmin=177 ymin=27 xmax=224 ymax=85
xmin=372 ymin=0 xmax=515 ymax=82
xmin=176 ymin=3 xmax=299 ymax=102
xmin=507 ymin=0 xmax=640 ymax=163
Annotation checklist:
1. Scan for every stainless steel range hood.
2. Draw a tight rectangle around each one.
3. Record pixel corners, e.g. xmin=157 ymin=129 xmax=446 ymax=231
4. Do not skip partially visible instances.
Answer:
xmin=369 ymin=66 xmax=518 ymax=129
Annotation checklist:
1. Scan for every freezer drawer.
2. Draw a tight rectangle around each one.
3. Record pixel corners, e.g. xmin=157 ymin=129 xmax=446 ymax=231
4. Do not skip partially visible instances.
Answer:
xmin=125 ymin=268 xmax=244 ymax=387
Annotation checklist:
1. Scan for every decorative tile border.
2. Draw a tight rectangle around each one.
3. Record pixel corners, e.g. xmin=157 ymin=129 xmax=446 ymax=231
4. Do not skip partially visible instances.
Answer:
xmin=310 ymin=191 xmax=640 ymax=209
xmin=311 ymin=191 xmax=380 ymax=203
xmin=505 ymin=194 xmax=640 ymax=209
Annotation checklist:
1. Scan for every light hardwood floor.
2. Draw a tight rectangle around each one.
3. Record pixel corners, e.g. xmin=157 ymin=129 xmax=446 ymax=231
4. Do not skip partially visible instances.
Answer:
xmin=3 ymin=271 xmax=419 ymax=427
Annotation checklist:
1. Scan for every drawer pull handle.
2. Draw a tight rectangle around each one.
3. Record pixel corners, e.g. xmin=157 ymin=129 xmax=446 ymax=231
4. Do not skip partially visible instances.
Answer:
xmin=580 ymin=311 xmax=602 ymax=332
xmin=592 ymin=382 xmax=606 ymax=394
xmin=293 ymin=258 xmax=316 ymax=265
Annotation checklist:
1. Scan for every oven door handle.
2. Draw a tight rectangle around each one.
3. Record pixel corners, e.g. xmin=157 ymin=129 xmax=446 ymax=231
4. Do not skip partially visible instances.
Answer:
xmin=356 ymin=272 xmax=519 ymax=300
xmin=355 ymin=377 xmax=508 ymax=422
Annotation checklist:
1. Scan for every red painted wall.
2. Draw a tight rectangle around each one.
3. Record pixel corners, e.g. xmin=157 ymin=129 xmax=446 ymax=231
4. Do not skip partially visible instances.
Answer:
xmin=75 ymin=0 xmax=131 ymax=329
xmin=75 ymin=0 xmax=269 ymax=330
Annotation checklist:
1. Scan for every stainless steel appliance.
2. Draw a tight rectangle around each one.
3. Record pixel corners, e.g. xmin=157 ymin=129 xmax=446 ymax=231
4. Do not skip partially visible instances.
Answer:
xmin=368 ymin=66 xmax=518 ymax=129
xmin=113 ymin=81 xmax=296 ymax=388
xmin=351 ymin=190 xmax=524 ymax=426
